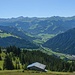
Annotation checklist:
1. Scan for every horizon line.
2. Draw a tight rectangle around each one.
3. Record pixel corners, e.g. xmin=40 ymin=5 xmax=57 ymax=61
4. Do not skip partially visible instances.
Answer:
xmin=0 ymin=15 xmax=75 ymax=19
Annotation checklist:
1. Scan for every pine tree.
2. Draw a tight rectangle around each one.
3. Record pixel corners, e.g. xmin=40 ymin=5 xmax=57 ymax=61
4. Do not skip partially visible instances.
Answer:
xmin=20 ymin=52 xmax=25 ymax=65
xmin=0 ymin=47 xmax=1 ymax=53
xmin=15 ymin=60 xmax=20 ymax=69
xmin=0 ymin=54 xmax=2 ymax=60
xmin=69 ymin=65 xmax=73 ymax=72
xmin=3 ymin=54 xmax=14 ymax=70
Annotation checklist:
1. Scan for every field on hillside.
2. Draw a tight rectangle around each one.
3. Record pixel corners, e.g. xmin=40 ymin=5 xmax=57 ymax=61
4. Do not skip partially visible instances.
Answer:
xmin=0 ymin=70 xmax=74 ymax=75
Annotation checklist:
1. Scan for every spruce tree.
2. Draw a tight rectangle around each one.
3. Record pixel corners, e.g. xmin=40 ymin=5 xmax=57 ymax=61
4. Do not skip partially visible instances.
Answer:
xmin=0 ymin=47 xmax=1 ymax=53
xmin=0 ymin=54 xmax=2 ymax=60
xmin=3 ymin=54 xmax=14 ymax=70
xmin=20 ymin=52 xmax=25 ymax=65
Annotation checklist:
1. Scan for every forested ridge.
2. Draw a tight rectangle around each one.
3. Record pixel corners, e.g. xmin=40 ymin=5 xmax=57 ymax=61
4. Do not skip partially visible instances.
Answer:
xmin=43 ymin=28 xmax=75 ymax=55
xmin=0 ymin=46 xmax=75 ymax=72
xmin=0 ymin=26 xmax=38 ymax=48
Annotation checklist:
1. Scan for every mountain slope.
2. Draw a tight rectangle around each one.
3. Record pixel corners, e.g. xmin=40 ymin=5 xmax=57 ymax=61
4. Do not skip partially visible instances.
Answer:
xmin=0 ymin=26 xmax=35 ymax=41
xmin=43 ymin=28 xmax=75 ymax=55
xmin=0 ymin=26 xmax=38 ymax=48
xmin=0 ymin=36 xmax=38 ymax=48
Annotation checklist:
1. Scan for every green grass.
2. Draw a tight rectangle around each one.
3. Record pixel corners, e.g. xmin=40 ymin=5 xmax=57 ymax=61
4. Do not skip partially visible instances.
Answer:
xmin=0 ymin=33 xmax=19 ymax=38
xmin=0 ymin=70 xmax=72 ymax=75
xmin=33 ymin=39 xmax=44 ymax=44
xmin=40 ymin=46 xmax=74 ymax=60
xmin=0 ymin=52 xmax=6 ymax=69
xmin=38 ymin=34 xmax=55 ymax=42
xmin=33 ymin=34 xmax=55 ymax=44
xmin=0 ymin=33 xmax=12 ymax=38
xmin=26 ymin=33 xmax=55 ymax=44
xmin=0 ymin=61 xmax=3 ymax=69
xmin=29 ymin=24 xmax=38 ymax=29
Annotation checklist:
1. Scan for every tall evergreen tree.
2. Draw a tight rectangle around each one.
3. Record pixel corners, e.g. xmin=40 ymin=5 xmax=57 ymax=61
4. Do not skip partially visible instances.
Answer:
xmin=3 ymin=54 xmax=14 ymax=70
xmin=0 ymin=54 xmax=2 ymax=60
xmin=0 ymin=47 xmax=1 ymax=53
xmin=20 ymin=52 xmax=25 ymax=65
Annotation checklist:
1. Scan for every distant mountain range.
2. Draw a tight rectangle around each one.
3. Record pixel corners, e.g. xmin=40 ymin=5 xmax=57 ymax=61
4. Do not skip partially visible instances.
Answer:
xmin=1 ymin=16 xmax=75 ymax=35
xmin=43 ymin=28 xmax=75 ymax=55
xmin=0 ymin=16 xmax=75 ymax=53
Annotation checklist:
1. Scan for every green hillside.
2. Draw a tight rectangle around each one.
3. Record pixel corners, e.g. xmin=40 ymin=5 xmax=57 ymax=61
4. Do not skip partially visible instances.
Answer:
xmin=43 ymin=28 xmax=75 ymax=55
xmin=0 ymin=26 xmax=38 ymax=49
xmin=0 ymin=32 xmax=19 ymax=38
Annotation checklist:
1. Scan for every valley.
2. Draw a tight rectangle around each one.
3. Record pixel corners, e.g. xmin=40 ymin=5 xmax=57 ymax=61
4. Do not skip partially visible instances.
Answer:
xmin=0 ymin=16 xmax=75 ymax=73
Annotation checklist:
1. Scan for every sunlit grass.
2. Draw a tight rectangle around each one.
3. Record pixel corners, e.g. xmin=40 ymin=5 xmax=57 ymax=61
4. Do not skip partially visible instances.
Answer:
xmin=33 ymin=34 xmax=55 ymax=44
xmin=0 ymin=70 xmax=72 ymax=75
xmin=0 ymin=33 xmax=19 ymax=38
xmin=0 ymin=33 xmax=12 ymax=38
xmin=0 ymin=60 xmax=3 ymax=69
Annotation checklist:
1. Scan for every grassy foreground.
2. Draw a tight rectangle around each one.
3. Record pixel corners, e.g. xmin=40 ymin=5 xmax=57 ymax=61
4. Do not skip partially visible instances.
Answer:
xmin=0 ymin=70 xmax=74 ymax=75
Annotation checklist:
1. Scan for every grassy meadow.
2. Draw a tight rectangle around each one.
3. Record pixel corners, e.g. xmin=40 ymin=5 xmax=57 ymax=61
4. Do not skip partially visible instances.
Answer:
xmin=0 ymin=70 xmax=73 ymax=75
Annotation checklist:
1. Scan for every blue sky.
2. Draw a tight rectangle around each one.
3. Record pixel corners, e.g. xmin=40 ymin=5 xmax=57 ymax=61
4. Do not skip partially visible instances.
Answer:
xmin=0 ymin=0 xmax=75 ymax=18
